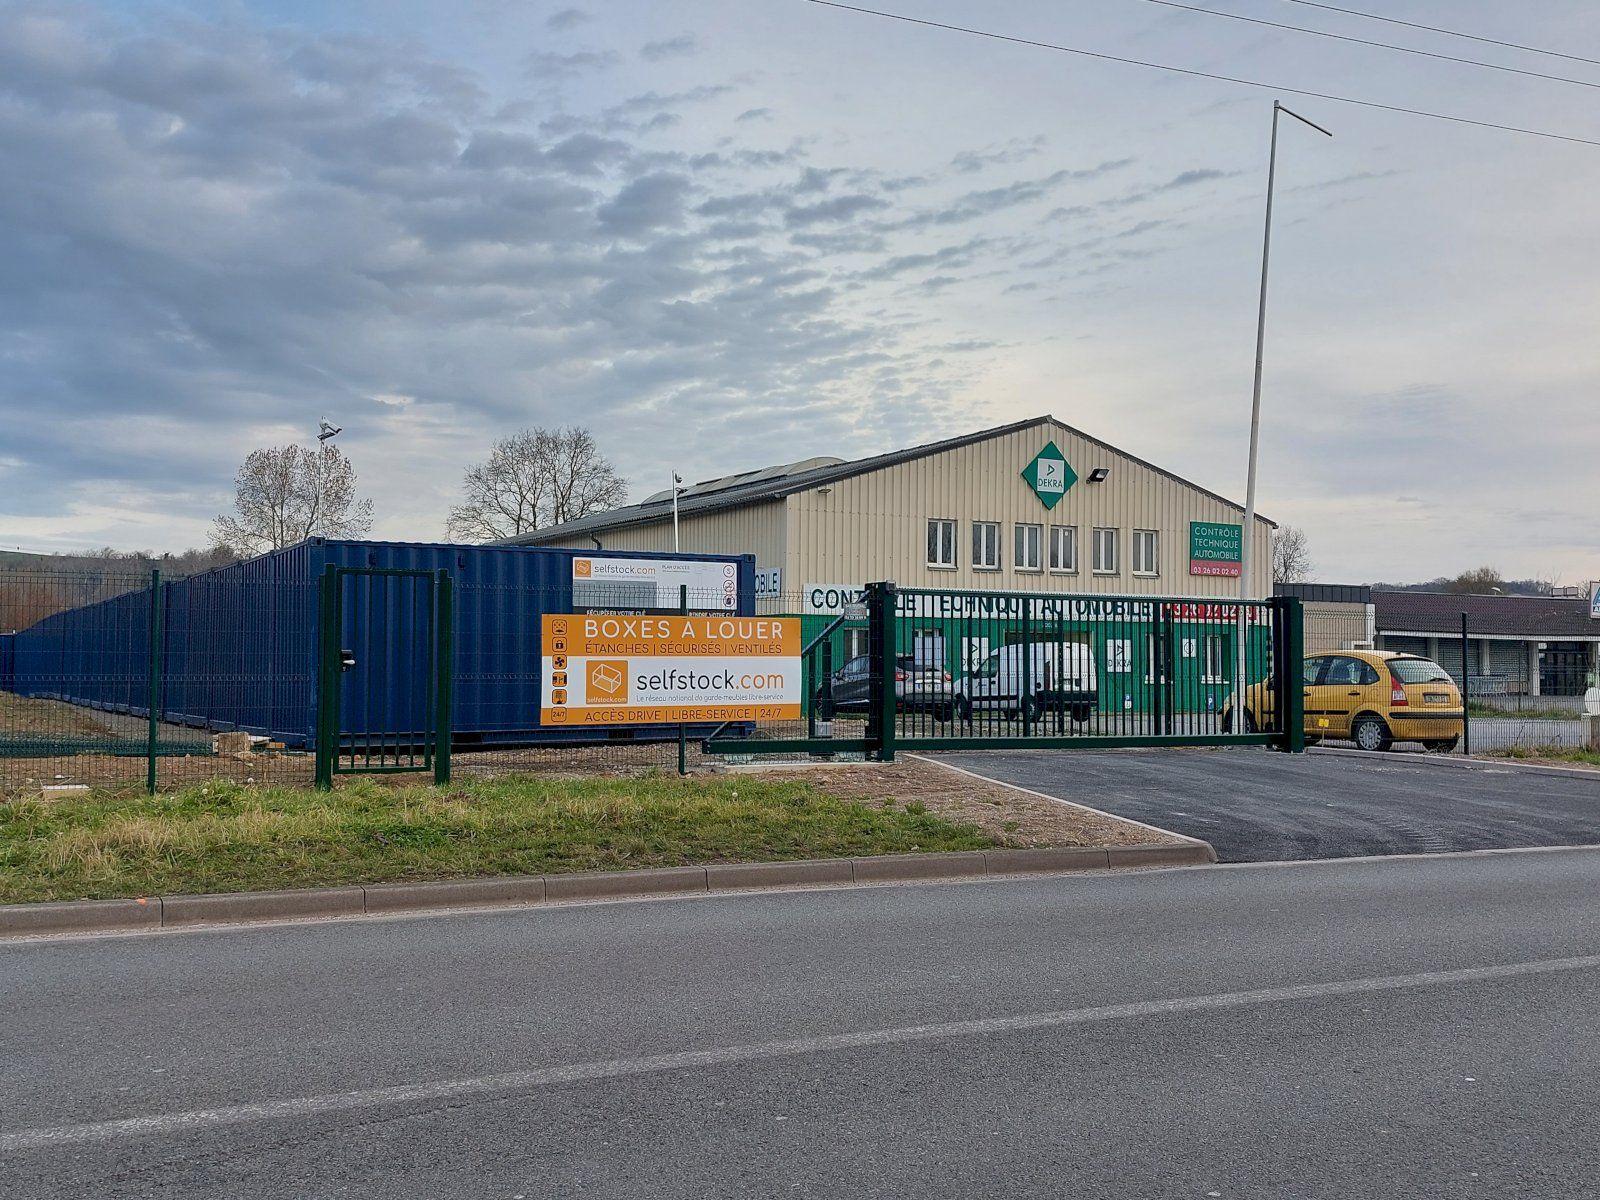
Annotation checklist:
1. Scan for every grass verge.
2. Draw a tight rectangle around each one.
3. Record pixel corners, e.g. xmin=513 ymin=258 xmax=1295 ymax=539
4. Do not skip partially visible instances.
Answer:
xmin=1484 ymin=745 xmax=1600 ymax=768
xmin=1467 ymin=702 xmax=1580 ymax=721
xmin=0 ymin=773 xmax=997 ymax=904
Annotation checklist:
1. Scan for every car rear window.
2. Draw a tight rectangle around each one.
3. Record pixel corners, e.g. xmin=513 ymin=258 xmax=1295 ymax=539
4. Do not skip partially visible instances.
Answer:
xmin=1389 ymin=658 xmax=1452 ymax=684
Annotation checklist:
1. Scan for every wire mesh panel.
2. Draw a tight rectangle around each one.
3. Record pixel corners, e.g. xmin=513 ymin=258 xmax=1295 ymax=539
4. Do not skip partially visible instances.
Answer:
xmin=0 ymin=565 xmax=320 ymax=793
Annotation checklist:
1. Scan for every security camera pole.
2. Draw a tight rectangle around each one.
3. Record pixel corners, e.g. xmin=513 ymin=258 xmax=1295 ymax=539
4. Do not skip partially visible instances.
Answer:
xmin=1237 ymin=101 xmax=1330 ymax=721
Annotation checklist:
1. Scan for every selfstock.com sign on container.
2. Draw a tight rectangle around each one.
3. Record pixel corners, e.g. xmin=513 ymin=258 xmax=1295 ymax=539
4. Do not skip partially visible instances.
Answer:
xmin=539 ymin=613 xmax=802 ymax=726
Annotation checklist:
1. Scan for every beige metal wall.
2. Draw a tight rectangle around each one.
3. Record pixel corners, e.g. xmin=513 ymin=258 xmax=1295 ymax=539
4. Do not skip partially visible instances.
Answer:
xmin=785 ymin=418 xmax=1274 ymax=597
xmin=537 ymin=500 xmax=787 ymax=576
xmin=1302 ymin=601 xmax=1374 ymax=652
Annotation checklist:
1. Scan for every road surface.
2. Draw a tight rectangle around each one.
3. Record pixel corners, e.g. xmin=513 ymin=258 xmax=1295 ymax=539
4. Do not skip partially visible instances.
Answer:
xmin=6 ymin=849 xmax=1600 ymax=1198
xmin=940 ymin=747 xmax=1600 ymax=861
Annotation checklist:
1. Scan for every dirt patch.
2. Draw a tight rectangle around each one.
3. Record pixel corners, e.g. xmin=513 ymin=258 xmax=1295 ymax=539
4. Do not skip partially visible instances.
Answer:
xmin=751 ymin=755 xmax=1180 ymax=848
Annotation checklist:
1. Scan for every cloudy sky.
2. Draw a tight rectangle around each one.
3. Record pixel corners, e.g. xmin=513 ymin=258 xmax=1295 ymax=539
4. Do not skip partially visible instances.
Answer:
xmin=2 ymin=0 xmax=1597 ymax=583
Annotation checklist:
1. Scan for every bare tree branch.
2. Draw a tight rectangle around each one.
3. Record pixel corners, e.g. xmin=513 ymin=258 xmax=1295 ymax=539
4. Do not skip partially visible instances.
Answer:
xmin=212 ymin=444 xmax=374 ymax=556
xmin=1271 ymin=525 xmax=1313 ymax=584
xmin=446 ymin=426 xmax=627 ymax=542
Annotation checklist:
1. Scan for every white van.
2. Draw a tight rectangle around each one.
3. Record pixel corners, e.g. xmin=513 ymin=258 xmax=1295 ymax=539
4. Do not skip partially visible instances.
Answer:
xmin=954 ymin=641 xmax=1099 ymax=723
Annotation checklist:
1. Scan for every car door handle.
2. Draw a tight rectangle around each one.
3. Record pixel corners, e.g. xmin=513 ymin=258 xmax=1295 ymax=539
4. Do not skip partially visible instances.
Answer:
xmin=1347 ymin=690 xmax=1361 ymax=696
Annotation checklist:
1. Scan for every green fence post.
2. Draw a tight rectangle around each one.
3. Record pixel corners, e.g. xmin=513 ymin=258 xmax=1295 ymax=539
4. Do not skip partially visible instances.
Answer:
xmin=434 ymin=569 xmax=454 ymax=786
xmin=867 ymin=581 xmax=898 ymax=762
xmin=1021 ymin=596 xmax=1033 ymax=737
xmin=678 ymin=583 xmax=689 ymax=777
xmin=315 ymin=565 xmax=339 ymax=790
xmin=145 ymin=569 xmax=163 ymax=794
xmin=1282 ymin=596 xmax=1305 ymax=752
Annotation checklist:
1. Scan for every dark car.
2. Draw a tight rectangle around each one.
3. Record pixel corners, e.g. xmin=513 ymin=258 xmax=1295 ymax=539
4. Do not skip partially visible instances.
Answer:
xmin=816 ymin=654 xmax=953 ymax=720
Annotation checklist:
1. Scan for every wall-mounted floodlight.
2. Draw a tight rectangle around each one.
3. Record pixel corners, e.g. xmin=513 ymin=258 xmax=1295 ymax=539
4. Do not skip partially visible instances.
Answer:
xmin=1087 ymin=467 xmax=1110 ymax=483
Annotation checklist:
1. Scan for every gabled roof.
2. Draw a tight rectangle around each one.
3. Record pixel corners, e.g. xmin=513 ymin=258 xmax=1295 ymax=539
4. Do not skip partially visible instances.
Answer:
xmin=504 ymin=414 xmax=1275 ymax=545
xmin=1374 ymin=589 xmax=1599 ymax=639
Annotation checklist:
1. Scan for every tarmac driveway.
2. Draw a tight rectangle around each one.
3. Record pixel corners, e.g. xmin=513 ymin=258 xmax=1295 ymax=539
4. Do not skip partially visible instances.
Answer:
xmin=935 ymin=748 xmax=1600 ymax=863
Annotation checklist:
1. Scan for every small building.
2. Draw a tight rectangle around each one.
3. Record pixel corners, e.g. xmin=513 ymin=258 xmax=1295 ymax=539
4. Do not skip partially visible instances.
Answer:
xmin=1273 ymin=582 xmax=1374 ymax=654
xmin=1373 ymin=590 xmax=1598 ymax=703
xmin=1277 ymin=582 xmax=1599 ymax=705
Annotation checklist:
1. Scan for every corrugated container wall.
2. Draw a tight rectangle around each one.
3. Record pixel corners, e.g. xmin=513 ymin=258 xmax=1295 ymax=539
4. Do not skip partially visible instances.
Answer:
xmin=8 ymin=540 xmax=755 ymax=748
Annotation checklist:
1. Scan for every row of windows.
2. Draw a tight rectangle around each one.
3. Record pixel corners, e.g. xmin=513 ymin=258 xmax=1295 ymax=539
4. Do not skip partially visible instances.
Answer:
xmin=927 ymin=520 xmax=1160 ymax=576
xmin=838 ymin=629 xmax=1233 ymax=684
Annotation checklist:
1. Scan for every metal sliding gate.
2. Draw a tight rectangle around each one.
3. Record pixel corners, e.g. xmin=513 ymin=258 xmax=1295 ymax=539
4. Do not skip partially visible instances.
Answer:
xmin=315 ymin=566 xmax=454 ymax=788
xmin=708 ymin=583 xmax=1304 ymax=761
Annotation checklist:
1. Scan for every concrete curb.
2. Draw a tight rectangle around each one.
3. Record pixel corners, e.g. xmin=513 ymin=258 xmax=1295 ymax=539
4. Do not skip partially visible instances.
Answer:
xmin=0 ymin=843 xmax=1214 ymax=939
xmin=1309 ymin=745 xmax=1600 ymax=783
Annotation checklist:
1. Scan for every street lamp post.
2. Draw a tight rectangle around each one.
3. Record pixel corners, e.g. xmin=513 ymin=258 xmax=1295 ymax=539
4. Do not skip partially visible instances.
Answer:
xmin=1237 ymin=101 xmax=1331 ymax=724
xmin=671 ymin=472 xmax=685 ymax=552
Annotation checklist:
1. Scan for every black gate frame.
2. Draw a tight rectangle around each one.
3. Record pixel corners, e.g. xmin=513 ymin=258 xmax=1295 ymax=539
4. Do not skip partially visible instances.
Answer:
xmin=315 ymin=566 xmax=454 ymax=788
xmin=707 ymin=582 xmax=1304 ymax=761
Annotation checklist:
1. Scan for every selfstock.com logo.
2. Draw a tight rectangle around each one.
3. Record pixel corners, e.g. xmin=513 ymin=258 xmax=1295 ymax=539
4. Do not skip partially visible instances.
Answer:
xmin=586 ymin=660 xmax=628 ymax=705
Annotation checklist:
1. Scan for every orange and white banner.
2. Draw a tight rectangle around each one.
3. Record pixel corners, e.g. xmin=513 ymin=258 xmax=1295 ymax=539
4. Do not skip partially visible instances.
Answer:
xmin=540 ymin=614 xmax=802 ymax=726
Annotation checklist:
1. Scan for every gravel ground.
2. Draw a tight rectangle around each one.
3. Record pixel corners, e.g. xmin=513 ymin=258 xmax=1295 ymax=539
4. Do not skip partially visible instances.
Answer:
xmin=749 ymin=755 xmax=1180 ymax=848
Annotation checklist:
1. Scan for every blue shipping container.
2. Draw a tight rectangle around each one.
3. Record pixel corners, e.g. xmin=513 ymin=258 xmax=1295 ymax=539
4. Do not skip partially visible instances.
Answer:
xmin=7 ymin=539 xmax=756 ymax=749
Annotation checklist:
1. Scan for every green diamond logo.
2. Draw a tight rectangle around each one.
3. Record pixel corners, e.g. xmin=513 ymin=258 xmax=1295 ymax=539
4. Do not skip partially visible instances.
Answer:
xmin=1021 ymin=442 xmax=1076 ymax=510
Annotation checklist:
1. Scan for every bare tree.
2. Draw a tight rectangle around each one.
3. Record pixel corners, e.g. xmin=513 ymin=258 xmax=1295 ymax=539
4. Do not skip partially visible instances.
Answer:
xmin=446 ymin=427 xmax=627 ymax=542
xmin=1442 ymin=566 xmax=1505 ymax=595
xmin=212 ymin=444 xmax=374 ymax=556
xmin=1271 ymin=525 xmax=1313 ymax=584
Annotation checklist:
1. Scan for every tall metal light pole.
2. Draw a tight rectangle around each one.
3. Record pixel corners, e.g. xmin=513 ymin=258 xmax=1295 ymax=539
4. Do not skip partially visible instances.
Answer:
xmin=671 ymin=472 xmax=685 ymax=552
xmin=1237 ymin=101 xmax=1330 ymax=719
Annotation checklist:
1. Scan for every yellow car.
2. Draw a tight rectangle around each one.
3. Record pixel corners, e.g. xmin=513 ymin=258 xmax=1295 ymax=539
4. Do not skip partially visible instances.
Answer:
xmin=1227 ymin=649 xmax=1464 ymax=753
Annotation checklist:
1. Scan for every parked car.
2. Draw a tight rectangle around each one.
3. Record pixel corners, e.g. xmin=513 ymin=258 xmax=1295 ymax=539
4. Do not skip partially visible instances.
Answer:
xmin=1224 ymin=649 xmax=1464 ymax=752
xmin=816 ymin=653 xmax=954 ymax=719
xmin=953 ymin=641 xmax=1098 ymax=724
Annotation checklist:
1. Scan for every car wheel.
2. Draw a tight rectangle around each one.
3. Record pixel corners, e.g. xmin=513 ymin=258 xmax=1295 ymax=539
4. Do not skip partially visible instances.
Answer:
xmin=1069 ymin=704 xmax=1091 ymax=724
xmin=956 ymin=697 xmax=973 ymax=724
xmin=1351 ymin=714 xmax=1392 ymax=752
xmin=1223 ymin=709 xmax=1256 ymax=733
xmin=1423 ymin=737 xmax=1458 ymax=754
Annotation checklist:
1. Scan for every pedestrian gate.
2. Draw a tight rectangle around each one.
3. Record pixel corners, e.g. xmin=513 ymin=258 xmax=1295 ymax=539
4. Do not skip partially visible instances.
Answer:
xmin=315 ymin=566 xmax=453 ymax=787
xmin=706 ymin=583 xmax=1304 ymax=761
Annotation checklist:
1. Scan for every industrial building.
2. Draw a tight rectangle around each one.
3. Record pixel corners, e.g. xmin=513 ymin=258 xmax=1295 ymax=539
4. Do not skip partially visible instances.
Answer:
xmin=513 ymin=415 xmax=1276 ymax=602
xmin=516 ymin=416 xmax=1278 ymax=714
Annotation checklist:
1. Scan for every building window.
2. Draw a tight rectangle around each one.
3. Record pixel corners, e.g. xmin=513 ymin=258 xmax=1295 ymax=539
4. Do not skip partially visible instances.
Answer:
xmin=1203 ymin=634 xmax=1226 ymax=684
xmin=844 ymin=628 xmax=870 ymax=661
xmin=1145 ymin=633 xmax=1166 ymax=684
xmin=1014 ymin=522 xmax=1043 ymax=572
xmin=927 ymin=518 xmax=956 ymax=569
xmin=1093 ymin=527 xmax=1118 ymax=574
xmin=1049 ymin=525 xmax=1077 ymax=573
xmin=1133 ymin=529 xmax=1159 ymax=576
xmin=972 ymin=521 xmax=1000 ymax=571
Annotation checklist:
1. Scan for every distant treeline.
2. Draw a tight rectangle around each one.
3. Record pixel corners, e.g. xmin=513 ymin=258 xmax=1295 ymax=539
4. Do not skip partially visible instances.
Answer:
xmin=0 ymin=546 xmax=240 ymax=631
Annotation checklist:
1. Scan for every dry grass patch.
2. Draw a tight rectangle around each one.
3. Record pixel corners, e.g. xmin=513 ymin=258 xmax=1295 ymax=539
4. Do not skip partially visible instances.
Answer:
xmin=0 ymin=772 xmax=998 ymax=904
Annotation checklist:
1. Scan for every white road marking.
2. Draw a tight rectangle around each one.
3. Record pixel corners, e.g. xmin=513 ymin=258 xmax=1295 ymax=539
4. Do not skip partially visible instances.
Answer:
xmin=6 ymin=952 xmax=1599 ymax=1152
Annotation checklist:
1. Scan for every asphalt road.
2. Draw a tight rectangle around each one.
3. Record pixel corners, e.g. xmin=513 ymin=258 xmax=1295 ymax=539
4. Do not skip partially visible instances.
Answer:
xmin=7 ymin=850 xmax=1600 ymax=1198
xmin=940 ymin=747 xmax=1600 ymax=861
